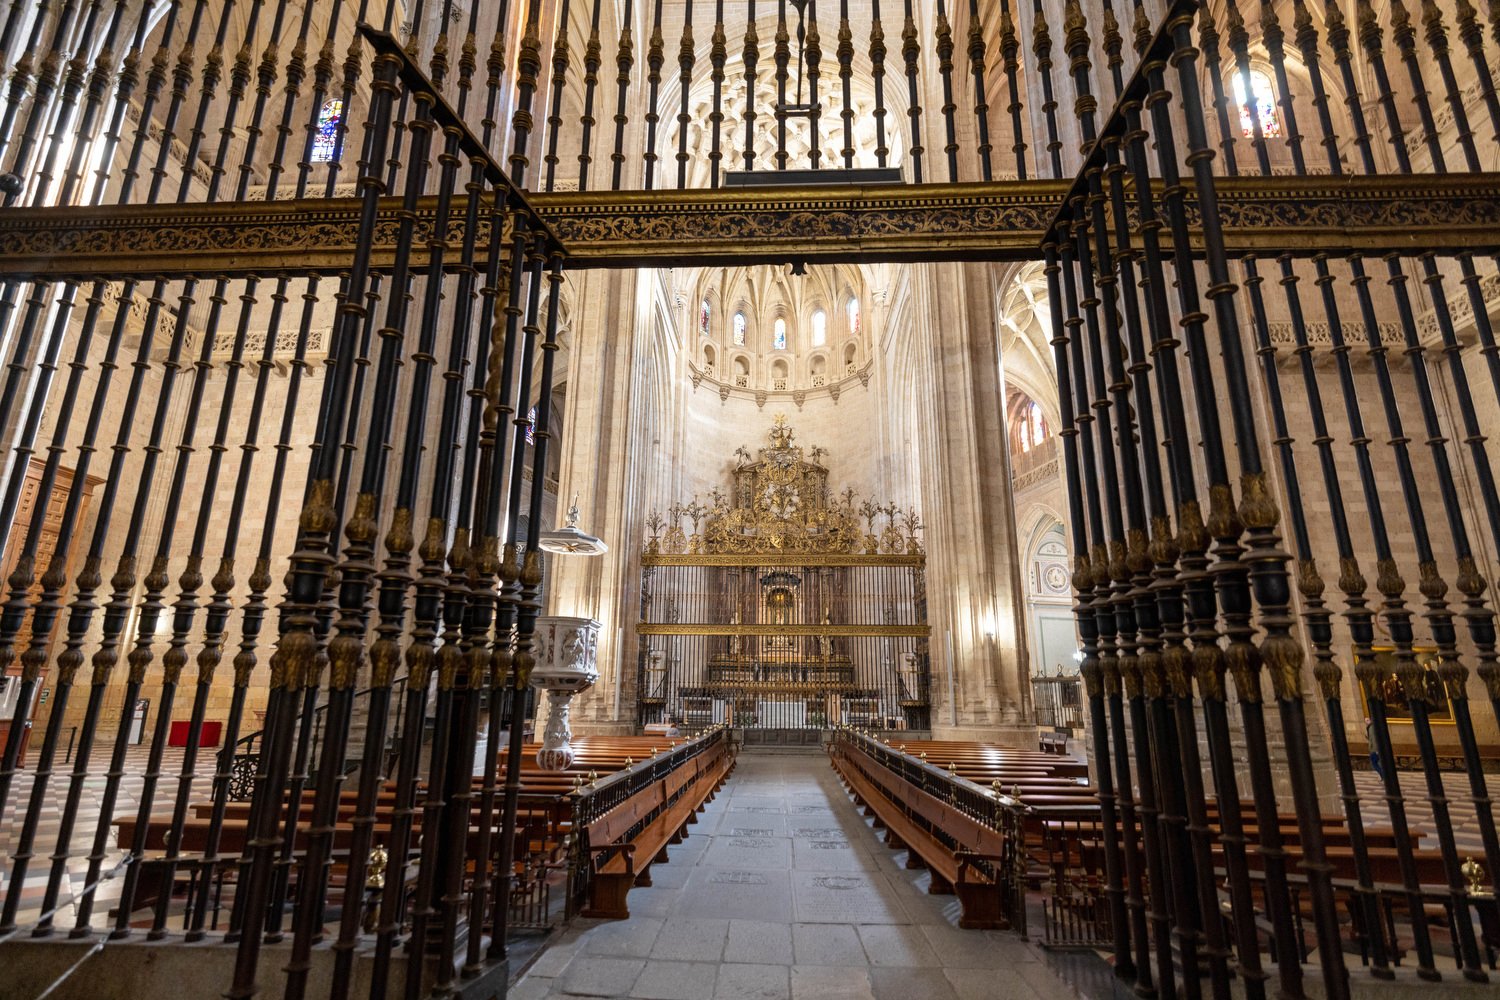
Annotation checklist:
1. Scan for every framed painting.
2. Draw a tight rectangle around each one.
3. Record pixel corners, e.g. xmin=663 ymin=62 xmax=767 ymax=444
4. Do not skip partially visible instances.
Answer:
xmin=1355 ymin=645 xmax=1454 ymax=724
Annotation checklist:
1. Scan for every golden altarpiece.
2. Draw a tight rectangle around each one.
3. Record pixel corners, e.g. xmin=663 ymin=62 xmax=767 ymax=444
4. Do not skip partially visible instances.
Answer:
xmin=637 ymin=418 xmax=930 ymax=741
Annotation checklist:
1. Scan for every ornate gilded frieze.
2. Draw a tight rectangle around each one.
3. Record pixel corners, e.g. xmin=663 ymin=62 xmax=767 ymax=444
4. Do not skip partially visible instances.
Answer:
xmin=2 ymin=174 xmax=1497 ymax=278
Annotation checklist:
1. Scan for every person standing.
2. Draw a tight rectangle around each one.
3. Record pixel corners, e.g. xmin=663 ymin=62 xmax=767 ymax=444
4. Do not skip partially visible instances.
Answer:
xmin=1364 ymin=717 xmax=1385 ymax=779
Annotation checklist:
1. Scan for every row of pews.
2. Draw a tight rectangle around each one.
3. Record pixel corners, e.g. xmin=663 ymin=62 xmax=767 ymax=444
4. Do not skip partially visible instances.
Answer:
xmin=112 ymin=730 xmax=733 ymax=932
xmin=829 ymin=728 xmax=1099 ymax=930
xmin=830 ymin=728 xmax=1496 ymax=964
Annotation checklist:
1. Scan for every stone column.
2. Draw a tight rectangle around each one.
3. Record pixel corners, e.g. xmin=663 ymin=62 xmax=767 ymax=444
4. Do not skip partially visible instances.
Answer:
xmin=902 ymin=261 xmax=1034 ymax=743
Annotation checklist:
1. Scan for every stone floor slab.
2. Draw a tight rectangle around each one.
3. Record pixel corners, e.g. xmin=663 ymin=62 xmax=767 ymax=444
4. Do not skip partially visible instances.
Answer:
xmin=648 ymin=916 xmax=731 ymax=961
xmin=724 ymin=919 xmax=795 ymax=965
xmin=677 ymin=867 xmax=795 ymax=922
xmin=557 ymin=956 xmax=646 ymax=997
xmin=856 ymin=923 xmax=941 ymax=967
xmin=702 ymin=835 xmax=795 ymax=870
xmin=790 ymin=964 xmax=875 ymax=1000
xmin=870 ymin=965 xmax=961 ymax=1000
xmin=790 ymin=922 xmax=868 ymax=965
xmin=792 ymin=871 xmax=907 ymax=924
xmin=629 ymin=960 xmax=720 ymax=999
xmin=578 ymin=915 xmax=666 ymax=958
xmin=714 ymin=963 xmax=792 ymax=1000
xmin=791 ymin=840 xmax=878 ymax=872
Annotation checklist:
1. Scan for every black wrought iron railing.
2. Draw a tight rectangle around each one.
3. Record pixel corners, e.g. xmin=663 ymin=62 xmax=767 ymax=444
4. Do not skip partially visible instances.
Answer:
xmin=0 ymin=10 xmax=571 ymax=998
xmin=1041 ymin=0 xmax=1500 ymax=993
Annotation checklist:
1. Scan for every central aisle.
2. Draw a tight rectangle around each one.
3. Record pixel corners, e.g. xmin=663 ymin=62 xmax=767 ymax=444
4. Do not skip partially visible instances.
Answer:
xmin=513 ymin=750 xmax=1086 ymax=1000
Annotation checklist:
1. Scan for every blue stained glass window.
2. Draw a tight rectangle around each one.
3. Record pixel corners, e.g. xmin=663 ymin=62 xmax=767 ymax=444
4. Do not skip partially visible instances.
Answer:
xmin=526 ymin=405 xmax=537 ymax=446
xmin=1232 ymin=71 xmax=1281 ymax=139
xmin=733 ymin=312 xmax=747 ymax=345
xmin=312 ymin=99 xmax=344 ymax=163
xmin=773 ymin=318 xmax=787 ymax=351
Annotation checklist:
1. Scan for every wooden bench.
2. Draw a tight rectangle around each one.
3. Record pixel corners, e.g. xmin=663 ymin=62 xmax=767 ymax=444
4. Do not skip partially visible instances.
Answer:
xmin=1039 ymin=731 xmax=1069 ymax=754
xmin=110 ymin=736 xmax=680 ymax=920
xmin=580 ymin=739 xmax=735 ymax=919
xmin=1346 ymin=736 xmax=1500 ymax=773
xmin=830 ymin=737 xmax=1012 ymax=929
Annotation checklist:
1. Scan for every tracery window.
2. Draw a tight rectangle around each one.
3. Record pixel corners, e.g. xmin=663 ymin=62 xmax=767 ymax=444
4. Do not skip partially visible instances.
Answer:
xmin=773 ymin=317 xmax=787 ymax=351
xmin=311 ymin=99 xmax=344 ymax=162
xmin=1232 ymin=70 xmax=1281 ymax=139
xmin=810 ymin=309 xmax=827 ymax=347
xmin=733 ymin=311 xmax=747 ymax=346
xmin=1018 ymin=401 xmax=1048 ymax=453
xmin=700 ymin=299 xmax=711 ymax=336
xmin=847 ymin=297 xmax=861 ymax=336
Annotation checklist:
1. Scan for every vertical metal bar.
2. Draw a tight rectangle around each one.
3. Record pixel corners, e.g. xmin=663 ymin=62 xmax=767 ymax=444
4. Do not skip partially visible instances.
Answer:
xmin=543 ymin=0 xmax=572 ymax=192
xmin=869 ymin=0 xmax=889 ymax=168
xmin=644 ymin=0 xmax=664 ymax=188
xmin=578 ymin=0 xmax=604 ymax=189
xmin=775 ymin=0 xmax=789 ymax=169
xmin=805 ymin=0 xmax=822 ymax=169
xmin=608 ymin=0 xmax=635 ymax=190
xmin=966 ymin=0 xmax=994 ymax=179
xmin=837 ymin=0 xmax=854 ymax=169
xmin=935 ymin=0 xmax=958 ymax=180
xmin=1031 ymin=0 xmax=1063 ymax=178
xmin=743 ymin=0 xmax=759 ymax=171
xmin=675 ymin=0 xmax=695 ymax=188
xmin=997 ymin=0 xmax=1024 ymax=177
xmin=900 ymin=0 xmax=922 ymax=181
xmin=510 ymin=2 xmax=546 ymax=187
xmin=708 ymin=0 xmax=726 ymax=185
xmin=0 ymin=0 xmax=84 ymax=204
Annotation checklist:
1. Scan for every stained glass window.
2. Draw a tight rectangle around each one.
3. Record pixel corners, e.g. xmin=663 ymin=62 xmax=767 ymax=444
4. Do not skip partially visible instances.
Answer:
xmin=700 ymin=299 xmax=711 ymax=336
xmin=810 ymin=309 xmax=827 ymax=347
xmin=311 ymin=98 xmax=344 ymax=163
xmin=773 ymin=318 xmax=787 ymax=351
xmin=1232 ymin=71 xmax=1281 ymax=140
xmin=1019 ymin=401 xmax=1048 ymax=453
xmin=847 ymin=297 xmax=861 ymax=335
xmin=526 ymin=405 xmax=537 ymax=446
xmin=733 ymin=311 xmax=747 ymax=346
